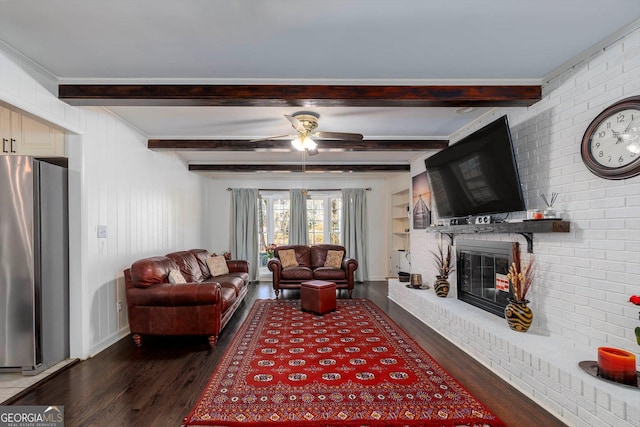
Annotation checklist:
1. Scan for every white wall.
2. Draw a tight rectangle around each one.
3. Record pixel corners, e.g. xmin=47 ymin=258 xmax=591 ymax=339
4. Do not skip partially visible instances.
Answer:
xmin=400 ymin=26 xmax=640 ymax=427
xmin=202 ymin=174 xmax=390 ymax=281
xmin=67 ymin=108 xmax=208 ymax=357
xmin=0 ymin=43 xmax=210 ymax=359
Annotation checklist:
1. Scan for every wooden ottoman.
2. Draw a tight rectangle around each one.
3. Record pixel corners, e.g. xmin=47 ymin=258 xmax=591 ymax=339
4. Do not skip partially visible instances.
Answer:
xmin=300 ymin=280 xmax=337 ymax=315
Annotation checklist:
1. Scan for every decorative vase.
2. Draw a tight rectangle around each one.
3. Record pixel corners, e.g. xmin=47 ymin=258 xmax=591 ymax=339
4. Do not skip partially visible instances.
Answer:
xmin=504 ymin=299 xmax=533 ymax=332
xmin=434 ymin=276 xmax=449 ymax=297
xmin=410 ymin=273 xmax=423 ymax=288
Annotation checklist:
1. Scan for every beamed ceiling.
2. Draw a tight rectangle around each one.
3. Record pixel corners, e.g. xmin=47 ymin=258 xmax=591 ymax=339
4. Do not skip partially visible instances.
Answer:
xmin=59 ymin=83 xmax=540 ymax=173
xmin=1 ymin=1 xmax=638 ymax=175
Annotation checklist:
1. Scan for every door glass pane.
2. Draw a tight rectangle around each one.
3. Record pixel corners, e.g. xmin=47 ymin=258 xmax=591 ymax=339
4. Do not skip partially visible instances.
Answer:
xmin=330 ymin=197 xmax=341 ymax=244
xmin=307 ymin=199 xmax=324 ymax=244
xmin=273 ymin=198 xmax=289 ymax=245
xmin=258 ymin=198 xmax=268 ymax=267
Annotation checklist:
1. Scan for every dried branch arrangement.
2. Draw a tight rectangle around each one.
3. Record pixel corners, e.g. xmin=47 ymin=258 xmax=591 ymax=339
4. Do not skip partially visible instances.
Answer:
xmin=432 ymin=244 xmax=454 ymax=279
xmin=506 ymin=242 xmax=534 ymax=301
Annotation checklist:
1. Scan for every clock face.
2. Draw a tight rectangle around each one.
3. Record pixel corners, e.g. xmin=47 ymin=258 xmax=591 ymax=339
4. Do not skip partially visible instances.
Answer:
xmin=588 ymin=108 xmax=640 ymax=167
xmin=581 ymin=96 xmax=640 ymax=179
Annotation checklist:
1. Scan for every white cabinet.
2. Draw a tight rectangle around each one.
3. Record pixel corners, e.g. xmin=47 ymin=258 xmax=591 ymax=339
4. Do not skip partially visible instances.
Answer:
xmin=19 ymin=115 xmax=65 ymax=156
xmin=0 ymin=107 xmax=65 ymax=157
xmin=0 ymin=106 xmax=21 ymax=154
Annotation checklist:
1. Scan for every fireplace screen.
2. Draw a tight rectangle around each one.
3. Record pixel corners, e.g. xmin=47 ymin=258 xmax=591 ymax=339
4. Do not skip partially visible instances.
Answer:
xmin=456 ymin=240 xmax=512 ymax=317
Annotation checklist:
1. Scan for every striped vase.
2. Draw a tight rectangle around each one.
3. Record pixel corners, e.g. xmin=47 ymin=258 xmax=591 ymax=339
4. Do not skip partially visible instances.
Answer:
xmin=504 ymin=299 xmax=533 ymax=332
xmin=434 ymin=276 xmax=450 ymax=297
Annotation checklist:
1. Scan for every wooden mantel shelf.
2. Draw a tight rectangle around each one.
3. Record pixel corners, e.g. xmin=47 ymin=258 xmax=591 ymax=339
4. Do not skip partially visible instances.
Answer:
xmin=426 ymin=220 xmax=570 ymax=252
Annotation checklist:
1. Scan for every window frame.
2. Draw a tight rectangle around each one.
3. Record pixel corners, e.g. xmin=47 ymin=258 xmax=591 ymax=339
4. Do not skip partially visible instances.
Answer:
xmin=258 ymin=191 xmax=342 ymax=272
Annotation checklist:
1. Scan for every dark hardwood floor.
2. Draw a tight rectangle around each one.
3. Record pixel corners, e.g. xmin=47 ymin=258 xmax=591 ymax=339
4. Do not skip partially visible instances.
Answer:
xmin=6 ymin=281 xmax=567 ymax=427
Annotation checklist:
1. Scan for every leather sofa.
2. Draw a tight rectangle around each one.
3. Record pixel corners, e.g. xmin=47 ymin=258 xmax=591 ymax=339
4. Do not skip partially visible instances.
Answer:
xmin=267 ymin=244 xmax=358 ymax=298
xmin=123 ymin=249 xmax=249 ymax=347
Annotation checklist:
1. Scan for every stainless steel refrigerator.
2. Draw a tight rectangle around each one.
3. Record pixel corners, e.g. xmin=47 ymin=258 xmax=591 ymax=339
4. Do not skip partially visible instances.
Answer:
xmin=0 ymin=155 xmax=69 ymax=374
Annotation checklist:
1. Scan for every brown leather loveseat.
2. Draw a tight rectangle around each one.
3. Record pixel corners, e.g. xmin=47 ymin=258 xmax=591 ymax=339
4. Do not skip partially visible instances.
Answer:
xmin=123 ymin=249 xmax=249 ymax=347
xmin=267 ymin=244 xmax=358 ymax=298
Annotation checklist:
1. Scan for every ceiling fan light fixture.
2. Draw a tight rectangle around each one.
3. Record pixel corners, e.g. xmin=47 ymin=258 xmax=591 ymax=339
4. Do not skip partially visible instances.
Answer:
xmin=291 ymin=136 xmax=304 ymax=151
xmin=291 ymin=136 xmax=316 ymax=151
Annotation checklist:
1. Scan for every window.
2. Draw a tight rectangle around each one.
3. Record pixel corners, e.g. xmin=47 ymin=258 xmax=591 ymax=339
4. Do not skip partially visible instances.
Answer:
xmin=307 ymin=195 xmax=342 ymax=245
xmin=259 ymin=195 xmax=290 ymax=267
xmin=258 ymin=192 xmax=341 ymax=270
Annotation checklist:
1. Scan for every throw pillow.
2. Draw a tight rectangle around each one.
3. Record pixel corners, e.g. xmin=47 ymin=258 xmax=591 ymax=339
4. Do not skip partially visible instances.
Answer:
xmin=206 ymin=255 xmax=230 ymax=276
xmin=324 ymin=250 xmax=344 ymax=268
xmin=168 ymin=269 xmax=187 ymax=284
xmin=279 ymin=249 xmax=298 ymax=269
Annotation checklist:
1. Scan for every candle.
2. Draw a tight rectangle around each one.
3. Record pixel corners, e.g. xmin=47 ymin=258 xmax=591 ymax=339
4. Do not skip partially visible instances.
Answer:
xmin=597 ymin=347 xmax=638 ymax=386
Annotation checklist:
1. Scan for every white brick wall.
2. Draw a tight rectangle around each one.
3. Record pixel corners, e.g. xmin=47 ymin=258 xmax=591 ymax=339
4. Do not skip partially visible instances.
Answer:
xmin=402 ymin=26 xmax=640 ymax=427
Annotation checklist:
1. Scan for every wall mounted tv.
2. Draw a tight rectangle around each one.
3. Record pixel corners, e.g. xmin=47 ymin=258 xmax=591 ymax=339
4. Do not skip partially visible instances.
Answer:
xmin=425 ymin=115 xmax=525 ymax=219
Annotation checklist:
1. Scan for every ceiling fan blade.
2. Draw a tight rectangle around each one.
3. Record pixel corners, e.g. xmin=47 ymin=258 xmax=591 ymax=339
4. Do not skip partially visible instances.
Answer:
xmin=315 ymin=131 xmax=364 ymax=141
xmin=306 ymin=147 xmax=319 ymax=156
xmin=285 ymin=115 xmax=306 ymax=133
xmin=250 ymin=134 xmax=294 ymax=142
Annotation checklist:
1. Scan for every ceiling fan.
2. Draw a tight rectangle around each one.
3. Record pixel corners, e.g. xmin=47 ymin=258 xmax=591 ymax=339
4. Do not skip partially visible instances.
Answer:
xmin=255 ymin=111 xmax=364 ymax=155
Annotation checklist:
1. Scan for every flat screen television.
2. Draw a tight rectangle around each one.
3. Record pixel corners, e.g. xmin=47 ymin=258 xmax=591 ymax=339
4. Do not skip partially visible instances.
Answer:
xmin=425 ymin=115 xmax=525 ymax=219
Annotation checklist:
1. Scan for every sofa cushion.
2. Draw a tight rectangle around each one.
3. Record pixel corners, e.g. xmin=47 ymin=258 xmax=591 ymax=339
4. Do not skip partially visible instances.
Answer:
xmin=310 ymin=244 xmax=346 ymax=269
xmin=281 ymin=266 xmax=314 ymax=280
xmin=279 ymin=249 xmax=298 ymax=268
xmin=220 ymin=276 xmax=245 ymax=297
xmin=313 ymin=267 xmax=347 ymax=281
xmin=189 ymin=249 xmax=212 ymax=278
xmin=207 ymin=255 xmax=230 ymax=276
xmin=166 ymin=251 xmax=204 ymax=283
xmin=131 ymin=256 xmax=179 ymax=288
xmin=276 ymin=245 xmax=311 ymax=268
xmin=324 ymin=250 xmax=344 ymax=268
xmin=229 ymin=271 xmax=250 ymax=284
xmin=168 ymin=269 xmax=187 ymax=284
xmin=218 ymin=286 xmax=237 ymax=313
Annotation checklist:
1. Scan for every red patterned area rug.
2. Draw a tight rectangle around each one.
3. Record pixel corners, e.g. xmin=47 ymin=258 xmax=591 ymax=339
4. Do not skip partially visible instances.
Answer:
xmin=183 ymin=299 xmax=505 ymax=427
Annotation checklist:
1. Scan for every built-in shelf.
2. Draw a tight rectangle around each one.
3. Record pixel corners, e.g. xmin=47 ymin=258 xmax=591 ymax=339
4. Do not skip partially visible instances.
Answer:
xmin=391 ymin=188 xmax=410 ymax=251
xmin=426 ymin=220 xmax=570 ymax=252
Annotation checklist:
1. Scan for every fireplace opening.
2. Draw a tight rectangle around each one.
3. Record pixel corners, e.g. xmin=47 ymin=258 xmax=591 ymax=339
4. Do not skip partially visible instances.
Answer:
xmin=456 ymin=240 xmax=513 ymax=317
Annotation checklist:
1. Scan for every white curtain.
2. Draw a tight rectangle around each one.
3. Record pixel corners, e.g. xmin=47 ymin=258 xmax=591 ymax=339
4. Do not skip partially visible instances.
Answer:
xmin=230 ymin=188 xmax=260 ymax=281
xmin=289 ymin=189 xmax=309 ymax=245
xmin=342 ymin=188 xmax=368 ymax=282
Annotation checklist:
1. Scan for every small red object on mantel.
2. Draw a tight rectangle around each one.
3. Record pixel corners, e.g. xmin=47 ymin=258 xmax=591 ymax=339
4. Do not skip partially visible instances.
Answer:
xmin=597 ymin=347 xmax=638 ymax=386
xmin=629 ymin=295 xmax=640 ymax=305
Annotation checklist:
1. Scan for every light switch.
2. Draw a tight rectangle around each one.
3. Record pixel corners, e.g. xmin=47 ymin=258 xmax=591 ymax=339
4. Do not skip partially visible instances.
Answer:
xmin=97 ymin=225 xmax=107 ymax=238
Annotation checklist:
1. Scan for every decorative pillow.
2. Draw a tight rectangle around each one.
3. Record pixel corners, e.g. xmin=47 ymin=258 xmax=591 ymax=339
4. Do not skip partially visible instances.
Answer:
xmin=206 ymin=255 xmax=229 ymax=276
xmin=324 ymin=250 xmax=344 ymax=268
xmin=279 ymin=249 xmax=298 ymax=269
xmin=168 ymin=269 xmax=187 ymax=284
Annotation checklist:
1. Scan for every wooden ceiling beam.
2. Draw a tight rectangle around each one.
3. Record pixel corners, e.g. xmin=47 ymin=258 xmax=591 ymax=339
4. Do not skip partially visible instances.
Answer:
xmin=59 ymin=84 xmax=541 ymax=107
xmin=188 ymin=164 xmax=410 ymax=173
xmin=148 ymin=139 xmax=449 ymax=151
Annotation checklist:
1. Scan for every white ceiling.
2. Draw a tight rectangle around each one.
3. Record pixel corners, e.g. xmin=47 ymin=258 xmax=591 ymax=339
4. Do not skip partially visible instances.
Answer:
xmin=0 ymin=1 xmax=639 ymax=172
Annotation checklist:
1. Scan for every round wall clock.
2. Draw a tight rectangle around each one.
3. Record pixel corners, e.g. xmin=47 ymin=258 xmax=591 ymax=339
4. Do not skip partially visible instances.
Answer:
xmin=581 ymin=96 xmax=640 ymax=179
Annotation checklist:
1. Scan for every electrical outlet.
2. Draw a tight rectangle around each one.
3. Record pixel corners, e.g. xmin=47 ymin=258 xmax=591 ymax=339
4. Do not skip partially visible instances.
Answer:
xmin=117 ymin=300 xmax=122 ymax=312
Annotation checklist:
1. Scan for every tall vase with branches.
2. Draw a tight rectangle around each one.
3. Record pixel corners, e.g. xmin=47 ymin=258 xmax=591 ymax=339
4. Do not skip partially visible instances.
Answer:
xmin=432 ymin=243 xmax=454 ymax=297
xmin=504 ymin=242 xmax=535 ymax=332
xmin=506 ymin=242 xmax=534 ymax=302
